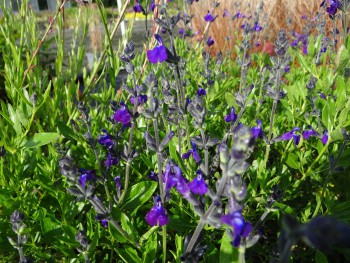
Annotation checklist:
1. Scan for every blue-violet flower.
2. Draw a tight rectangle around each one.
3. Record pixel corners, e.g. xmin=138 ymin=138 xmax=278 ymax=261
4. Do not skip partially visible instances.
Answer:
xmin=188 ymin=170 xmax=208 ymax=195
xmin=182 ymin=141 xmax=202 ymax=164
xmin=221 ymin=211 xmax=253 ymax=247
xmin=224 ymin=107 xmax=238 ymax=123
xmin=114 ymin=101 xmax=131 ymax=126
xmin=145 ymin=195 xmax=169 ymax=226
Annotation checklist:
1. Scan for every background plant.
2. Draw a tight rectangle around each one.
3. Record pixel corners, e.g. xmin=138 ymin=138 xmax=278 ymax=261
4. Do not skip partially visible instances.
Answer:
xmin=1 ymin=0 xmax=350 ymax=262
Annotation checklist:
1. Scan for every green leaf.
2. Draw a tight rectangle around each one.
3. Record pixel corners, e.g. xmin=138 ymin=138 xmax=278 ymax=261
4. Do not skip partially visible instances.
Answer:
xmin=307 ymin=35 xmax=315 ymax=57
xmin=15 ymin=108 xmax=28 ymax=127
xmin=225 ymin=92 xmax=236 ymax=107
xmin=315 ymin=250 xmax=328 ymax=263
xmin=120 ymin=181 xmax=157 ymax=213
xmin=298 ymin=53 xmax=312 ymax=74
xmin=329 ymin=201 xmax=350 ymax=223
xmin=57 ymin=120 xmax=78 ymax=141
xmin=220 ymin=231 xmax=238 ymax=263
xmin=142 ymin=232 xmax=157 ymax=263
xmin=273 ymin=202 xmax=295 ymax=215
xmin=336 ymin=45 xmax=349 ymax=73
xmin=286 ymin=152 xmax=300 ymax=169
xmin=115 ymin=246 xmax=142 ymax=263
xmin=322 ymin=102 xmax=335 ymax=130
xmin=139 ymin=226 xmax=158 ymax=245
xmin=22 ymin=132 xmax=60 ymax=148
xmin=8 ymin=104 xmax=22 ymax=135
xmin=41 ymin=216 xmax=60 ymax=234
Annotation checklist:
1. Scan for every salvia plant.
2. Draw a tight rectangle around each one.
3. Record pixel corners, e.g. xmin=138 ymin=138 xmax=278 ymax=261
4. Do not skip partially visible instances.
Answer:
xmin=2 ymin=0 xmax=350 ymax=262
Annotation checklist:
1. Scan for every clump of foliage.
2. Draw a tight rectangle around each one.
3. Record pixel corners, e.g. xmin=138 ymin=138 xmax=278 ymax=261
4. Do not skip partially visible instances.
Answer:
xmin=1 ymin=0 xmax=350 ymax=262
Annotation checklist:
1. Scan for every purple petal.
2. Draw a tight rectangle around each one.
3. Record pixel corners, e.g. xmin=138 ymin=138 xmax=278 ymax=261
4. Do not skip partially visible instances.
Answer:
xmin=321 ymin=130 xmax=328 ymax=145
xmin=302 ymin=128 xmax=320 ymax=140
xmin=145 ymin=197 xmax=169 ymax=226
xmin=147 ymin=46 xmax=168 ymax=64
xmin=242 ymin=222 xmax=253 ymax=238
xmin=204 ymin=10 xmax=214 ymax=22
xmin=181 ymin=150 xmax=192 ymax=160
xmin=100 ymin=219 xmax=108 ymax=228
xmin=149 ymin=171 xmax=158 ymax=182
xmin=188 ymin=170 xmax=208 ymax=195
xmin=207 ymin=36 xmax=214 ymax=46
xmin=176 ymin=177 xmax=191 ymax=197
xmin=104 ymin=153 xmax=119 ymax=168
xmin=293 ymin=134 xmax=301 ymax=147
xmin=224 ymin=107 xmax=237 ymax=123
xmin=114 ymin=102 xmax=131 ymax=125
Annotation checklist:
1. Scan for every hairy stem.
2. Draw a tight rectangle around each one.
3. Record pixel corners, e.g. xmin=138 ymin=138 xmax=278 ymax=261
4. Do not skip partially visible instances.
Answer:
xmin=185 ymin=161 xmax=229 ymax=253
xmin=153 ymin=118 xmax=167 ymax=262
xmin=119 ymin=73 xmax=139 ymax=204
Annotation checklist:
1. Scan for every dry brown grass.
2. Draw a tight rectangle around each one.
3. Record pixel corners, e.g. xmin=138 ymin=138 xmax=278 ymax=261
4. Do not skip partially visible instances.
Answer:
xmin=189 ymin=0 xmax=329 ymax=56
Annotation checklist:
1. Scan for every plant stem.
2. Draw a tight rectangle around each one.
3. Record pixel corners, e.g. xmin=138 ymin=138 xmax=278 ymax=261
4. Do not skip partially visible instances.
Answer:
xmin=238 ymin=244 xmax=246 ymax=263
xmin=293 ymin=142 xmax=329 ymax=188
xmin=162 ymin=225 xmax=167 ymax=263
xmin=312 ymin=138 xmax=349 ymax=218
xmin=96 ymin=0 xmax=116 ymax=72
xmin=200 ymin=128 xmax=209 ymax=176
xmin=119 ymin=73 xmax=139 ymax=204
xmin=85 ymin=120 xmax=111 ymax=202
xmin=152 ymin=117 xmax=167 ymax=263
xmin=17 ymin=233 xmax=25 ymax=263
xmin=153 ymin=118 xmax=165 ymax=202
xmin=22 ymin=0 xmax=69 ymax=84
xmin=76 ymin=184 xmax=139 ymax=248
xmin=185 ymin=160 xmax=229 ymax=253
xmin=261 ymin=69 xmax=282 ymax=172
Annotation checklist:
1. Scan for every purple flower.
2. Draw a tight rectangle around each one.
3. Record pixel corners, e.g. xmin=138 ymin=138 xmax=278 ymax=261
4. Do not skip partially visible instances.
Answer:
xmin=97 ymin=130 xmax=114 ymax=149
xmin=163 ymin=161 xmax=183 ymax=191
xmin=133 ymin=0 xmax=145 ymax=13
xmin=284 ymin=65 xmax=290 ymax=73
xmin=318 ymin=92 xmax=327 ymax=99
xmin=302 ymin=127 xmax=320 ymax=140
xmin=221 ymin=211 xmax=253 ymax=247
xmin=96 ymin=214 xmax=108 ymax=228
xmin=207 ymin=36 xmax=214 ymax=46
xmin=179 ymin=28 xmax=185 ymax=35
xmin=251 ymin=22 xmax=263 ymax=32
xmin=130 ymin=94 xmax=148 ymax=105
xmin=197 ymin=86 xmax=206 ymax=96
xmin=149 ymin=0 xmax=156 ymax=12
xmin=302 ymin=44 xmax=308 ymax=55
xmin=147 ymin=34 xmax=168 ymax=64
xmin=182 ymin=141 xmax=201 ymax=164
xmin=327 ymin=2 xmax=340 ymax=16
xmin=175 ymin=177 xmax=191 ymax=197
xmin=251 ymin=119 xmax=265 ymax=139
xmin=204 ymin=10 xmax=215 ymax=22
xmin=149 ymin=171 xmax=158 ymax=181
xmin=234 ymin=12 xmax=245 ymax=19
xmin=223 ymin=9 xmax=230 ymax=18
xmin=274 ymin=127 xmax=301 ymax=147
xmin=188 ymin=170 xmax=208 ymax=195
xmin=224 ymin=107 xmax=238 ymax=123
xmin=145 ymin=195 xmax=169 ymax=226
xmin=104 ymin=152 xmax=119 ymax=168
xmin=114 ymin=176 xmax=121 ymax=189
xmin=114 ymin=101 xmax=131 ymax=126
xmin=78 ymin=169 xmax=96 ymax=188
xmin=321 ymin=130 xmax=328 ymax=145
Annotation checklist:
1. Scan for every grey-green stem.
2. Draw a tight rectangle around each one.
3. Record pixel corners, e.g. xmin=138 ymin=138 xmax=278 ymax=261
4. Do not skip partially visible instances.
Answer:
xmin=185 ymin=159 xmax=229 ymax=253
